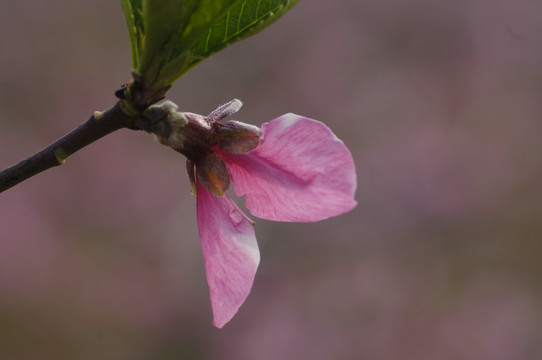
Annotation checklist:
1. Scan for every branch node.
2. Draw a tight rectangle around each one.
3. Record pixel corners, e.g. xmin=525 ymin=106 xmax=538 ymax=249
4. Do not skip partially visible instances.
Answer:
xmin=54 ymin=148 xmax=68 ymax=165
xmin=93 ymin=111 xmax=104 ymax=120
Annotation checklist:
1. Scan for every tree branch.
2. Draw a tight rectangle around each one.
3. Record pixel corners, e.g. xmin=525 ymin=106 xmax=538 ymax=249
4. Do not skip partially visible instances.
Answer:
xmin=0 ymin=101 xmax=134 ymax=193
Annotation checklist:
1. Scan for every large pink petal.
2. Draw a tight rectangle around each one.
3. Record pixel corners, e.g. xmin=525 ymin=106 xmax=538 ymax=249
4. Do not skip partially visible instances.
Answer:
xmin=218 ymin=114 xmax=357 ymax=222
xmin=196 ymin=180 xmax=260 ymax=328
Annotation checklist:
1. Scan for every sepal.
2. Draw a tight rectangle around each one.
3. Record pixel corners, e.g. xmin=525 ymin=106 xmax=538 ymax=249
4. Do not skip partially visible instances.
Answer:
xmin=217 ymin=121 xmax=262 ymax=154
xmin=197 ymin=153 xmax=231 ymax=196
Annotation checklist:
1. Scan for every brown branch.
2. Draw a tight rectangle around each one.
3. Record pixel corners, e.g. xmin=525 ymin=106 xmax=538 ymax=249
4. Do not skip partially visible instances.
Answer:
xmin=0 ymin=101 xmax=134 ymax=193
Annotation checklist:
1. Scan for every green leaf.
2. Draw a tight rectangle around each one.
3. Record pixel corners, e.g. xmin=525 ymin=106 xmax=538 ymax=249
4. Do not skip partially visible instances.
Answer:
xmin=120 ymin=0 xmax=299 ymax=89
xmin=178 ymin=0 xmax=300 ymax=78
xmin=120 ymin=0 xmax=144 ymax=69
xmin=136 ymin=0 xmax=237 ymax=87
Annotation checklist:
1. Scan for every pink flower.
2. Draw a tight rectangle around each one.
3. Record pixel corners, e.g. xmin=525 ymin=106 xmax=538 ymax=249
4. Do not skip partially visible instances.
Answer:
xmin=151 ymin=100 xmax=357 ymax=327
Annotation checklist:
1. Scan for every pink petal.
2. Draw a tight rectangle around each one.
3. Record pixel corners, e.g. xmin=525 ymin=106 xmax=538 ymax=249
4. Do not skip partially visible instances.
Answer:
xmin=196 ymin=180 xmax=260 ymax=328
xmin=218 ymin=114 xmax=357 ymax=222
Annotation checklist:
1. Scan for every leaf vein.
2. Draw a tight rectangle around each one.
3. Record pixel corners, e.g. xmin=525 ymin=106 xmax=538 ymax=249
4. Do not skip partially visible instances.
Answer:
xmin=237 ymin=0 xmax=248 ymax=32
xmin=255 ymin=0 xmax=262 ymax=17
xmin=227 ymin=2 xmax=283 ymax=43
xmin=224 ymin=11 xmax=231 ymax=41
xmin=205 ymin=28 xmax=212 ymax=53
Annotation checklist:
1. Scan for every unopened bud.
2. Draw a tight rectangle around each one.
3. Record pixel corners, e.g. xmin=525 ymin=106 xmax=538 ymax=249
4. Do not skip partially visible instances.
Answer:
xmin=167 ymin=111 xmax=189 ymax=129
xmin=143 ymin=100 xmax=188 ymax=147
xmin=161 ymin=100 xmax=179 ymax=114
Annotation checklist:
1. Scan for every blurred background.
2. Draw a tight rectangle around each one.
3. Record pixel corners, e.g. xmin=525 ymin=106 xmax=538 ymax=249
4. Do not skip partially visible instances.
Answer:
xmin=1 ymin=0 xmax=542 ymax=358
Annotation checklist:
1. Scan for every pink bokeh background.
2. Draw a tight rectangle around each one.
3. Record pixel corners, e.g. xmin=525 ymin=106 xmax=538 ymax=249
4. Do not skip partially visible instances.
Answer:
xmin=2 ymin=0 xmax=542 ymax=358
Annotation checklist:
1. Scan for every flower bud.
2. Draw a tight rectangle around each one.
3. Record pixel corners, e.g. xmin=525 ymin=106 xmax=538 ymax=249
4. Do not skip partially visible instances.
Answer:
xmin=143 ymin=101 xmax=188 ymax=147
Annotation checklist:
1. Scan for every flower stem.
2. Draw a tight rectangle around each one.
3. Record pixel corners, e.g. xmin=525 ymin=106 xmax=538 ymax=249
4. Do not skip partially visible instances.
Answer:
xmin=0 ymin=101 xmax=134 ymax=194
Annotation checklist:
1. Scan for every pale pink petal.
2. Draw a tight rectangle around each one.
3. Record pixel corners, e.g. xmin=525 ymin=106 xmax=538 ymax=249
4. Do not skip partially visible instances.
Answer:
xmin=196 ymin=180 xmax=260 ymax=328
xmin=218 ymin=114 xmax=357 ymax=222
